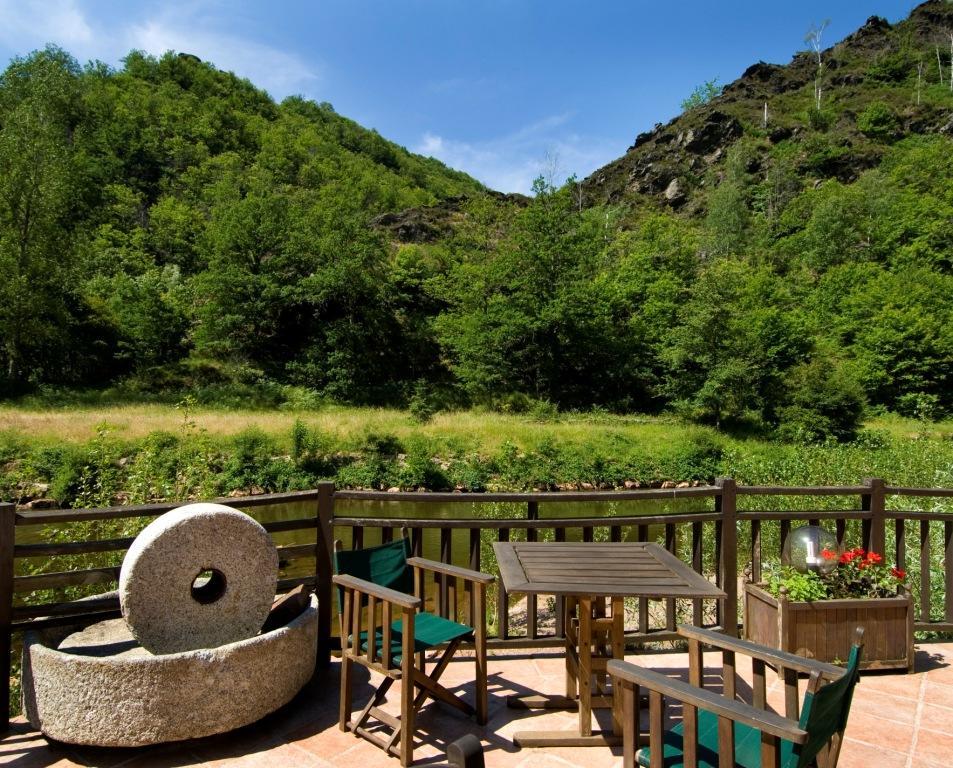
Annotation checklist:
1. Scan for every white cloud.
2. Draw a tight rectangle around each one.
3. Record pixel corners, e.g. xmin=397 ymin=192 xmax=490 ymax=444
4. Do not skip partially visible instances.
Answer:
xmin=127 ymin=17 xmax=319 ymax=98
xmin=415 ymin=115 xmax=620 ymax=195
xmin=0 ymin=0 xmax=93 ymax=50
xmin=0 ymin=1 xmax=319 ymax=100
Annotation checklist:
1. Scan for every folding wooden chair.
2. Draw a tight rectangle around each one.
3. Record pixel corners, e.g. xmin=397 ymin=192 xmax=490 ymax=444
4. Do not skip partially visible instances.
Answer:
xmin=608 ymin=625 xmax=864 ymax=768
xmin=333 ymin=536 xmax=493 ymax=766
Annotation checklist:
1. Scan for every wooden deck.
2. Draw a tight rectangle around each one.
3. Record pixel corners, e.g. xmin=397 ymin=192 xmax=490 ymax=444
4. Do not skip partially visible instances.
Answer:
xmin=4 ymin=642 xmax=953 ymax=768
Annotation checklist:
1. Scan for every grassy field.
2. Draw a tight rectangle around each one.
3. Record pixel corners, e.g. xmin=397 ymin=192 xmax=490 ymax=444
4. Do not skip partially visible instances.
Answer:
xmin=0 ymin=403 xmax=718 ymax=451
xmin=1 ymin=403 xmax=952 ymax=509
xmin=1 ymin=402 xmax=949 ymax=449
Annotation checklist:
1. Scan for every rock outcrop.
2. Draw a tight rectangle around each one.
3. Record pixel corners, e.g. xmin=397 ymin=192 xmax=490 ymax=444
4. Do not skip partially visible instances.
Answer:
xmin=581 ymin=1 xmax=953 ymax=211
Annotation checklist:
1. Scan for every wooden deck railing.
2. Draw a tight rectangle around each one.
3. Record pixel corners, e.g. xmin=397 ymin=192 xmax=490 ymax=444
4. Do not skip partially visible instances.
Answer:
xmin=2 ymin=477 xmax=952 ymax=729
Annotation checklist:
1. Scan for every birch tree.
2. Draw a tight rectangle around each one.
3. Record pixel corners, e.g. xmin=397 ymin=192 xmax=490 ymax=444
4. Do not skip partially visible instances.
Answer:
xmin=917 ymin=59 xmax=924 ymax=105
xmin=805 ymin=20 xmax=830 ymax=111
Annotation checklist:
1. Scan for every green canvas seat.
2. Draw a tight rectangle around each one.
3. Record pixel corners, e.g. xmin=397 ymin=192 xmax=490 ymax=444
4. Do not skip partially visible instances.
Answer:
xmin=610 ymin=625 xmax=864 ymax=768
xmin=353 ymin=612 xmax=475 ymax=663
xmin=636 ymin=710 xmax=798 ymax=768
xmin=333 ymin=537 xmax=493 ymax=766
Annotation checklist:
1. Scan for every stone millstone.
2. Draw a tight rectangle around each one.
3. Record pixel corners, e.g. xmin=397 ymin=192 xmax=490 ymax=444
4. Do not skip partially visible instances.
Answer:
xmin=119 ymin=503 xmax=278 ymax=654
xmin=22 ymin=595 xmax=319 ymax=746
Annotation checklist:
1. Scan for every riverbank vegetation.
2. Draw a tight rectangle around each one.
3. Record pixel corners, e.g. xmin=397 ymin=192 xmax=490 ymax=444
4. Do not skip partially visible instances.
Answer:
xmin=1 ymin=404 xmax=951 ymax=508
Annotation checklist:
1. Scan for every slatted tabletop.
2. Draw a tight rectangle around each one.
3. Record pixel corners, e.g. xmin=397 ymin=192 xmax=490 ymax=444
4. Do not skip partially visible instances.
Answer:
xmin=493 ymin=541 xmax=726 ymax=600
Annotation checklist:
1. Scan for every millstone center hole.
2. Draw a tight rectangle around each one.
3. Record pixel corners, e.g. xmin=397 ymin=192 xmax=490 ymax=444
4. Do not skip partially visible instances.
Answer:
xmin=191 ymin=568 xmax=227 ymax=605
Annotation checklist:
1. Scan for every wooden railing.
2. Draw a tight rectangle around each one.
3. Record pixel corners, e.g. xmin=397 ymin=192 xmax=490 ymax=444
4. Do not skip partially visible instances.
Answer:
xmin=2 ymin=477 xmax=952 ymax=729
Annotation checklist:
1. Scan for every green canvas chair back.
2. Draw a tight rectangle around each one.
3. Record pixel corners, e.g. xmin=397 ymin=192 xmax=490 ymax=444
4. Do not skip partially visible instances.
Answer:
xmin=333 ymin=537 xmax=415 ymax=610
xmin=791 ymin=640 xmax=864 ymax=768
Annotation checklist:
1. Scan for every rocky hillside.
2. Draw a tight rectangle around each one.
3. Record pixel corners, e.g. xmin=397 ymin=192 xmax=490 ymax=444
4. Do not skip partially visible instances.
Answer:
xmin=372 ymin=190 xmax=528 ymax=242
xmin=581 ymin=0 xmax=953 ymax=214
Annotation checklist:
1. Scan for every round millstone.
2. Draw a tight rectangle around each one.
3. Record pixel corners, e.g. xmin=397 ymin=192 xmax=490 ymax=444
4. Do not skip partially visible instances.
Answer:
xmin=22 ymin=595 xmax=318 ymax=746
xmin=119 ymin=502 xmax=278 ymax=654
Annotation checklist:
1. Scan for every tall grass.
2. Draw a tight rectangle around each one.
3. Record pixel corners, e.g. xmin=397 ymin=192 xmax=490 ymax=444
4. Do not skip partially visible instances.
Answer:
xmin=1 ymin=405 xmax=951 ymax=507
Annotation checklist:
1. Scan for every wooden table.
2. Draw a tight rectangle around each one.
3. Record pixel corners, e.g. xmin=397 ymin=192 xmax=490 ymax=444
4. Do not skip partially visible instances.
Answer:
xmin=493 ymin=541 xmax=726 ymax=747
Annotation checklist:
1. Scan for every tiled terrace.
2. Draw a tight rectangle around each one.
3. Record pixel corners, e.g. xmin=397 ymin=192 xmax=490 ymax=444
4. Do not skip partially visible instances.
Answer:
xmin=4 ymin=642 xmax=953 ymax=768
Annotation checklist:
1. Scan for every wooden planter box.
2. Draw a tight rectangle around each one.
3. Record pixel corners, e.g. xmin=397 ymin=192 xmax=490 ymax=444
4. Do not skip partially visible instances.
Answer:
xmin=744 ymin=582 xmax=914 ymax=672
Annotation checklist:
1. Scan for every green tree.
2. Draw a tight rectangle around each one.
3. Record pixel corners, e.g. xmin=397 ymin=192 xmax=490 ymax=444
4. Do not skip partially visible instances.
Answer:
xmin=681 ymin=79 xmax=723 ymax=111
xmin=434 ymin=179 xmax=644 ymax=409
xmin=842 ymin=268 xmax=953 ymax=411
xmin=777 ymin=355 xmax=866 ymax=442
xmin=704 ymin=143 xmax=754 ymax=257
xmin=663 ymin=260 xmax=808 ymax=426
xmin=857 ymin=102 xmax=900 ymax=141
xmin=84 ymin=266 xmax=189 ymax=370
xmin=0 ymin=48 xmax=82 ymax=388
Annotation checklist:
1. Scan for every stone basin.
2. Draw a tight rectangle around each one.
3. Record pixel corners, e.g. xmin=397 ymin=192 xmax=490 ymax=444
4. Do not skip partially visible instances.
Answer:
xmin=21 ymin=594 xmax=318 ymax=747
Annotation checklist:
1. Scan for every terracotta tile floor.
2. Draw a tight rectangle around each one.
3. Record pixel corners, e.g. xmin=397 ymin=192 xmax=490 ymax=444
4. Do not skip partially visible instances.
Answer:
xmin=3 ymin=643 xmax=953 ymax=768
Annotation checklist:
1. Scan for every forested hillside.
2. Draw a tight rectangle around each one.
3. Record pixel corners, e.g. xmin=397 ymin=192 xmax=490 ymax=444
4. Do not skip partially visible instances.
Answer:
xmin=380 ymin=1 xmax=953 ymax=438
xmin=1 ymin=1 xmax=953 ymax=443
xmin=0 ymin=47 xmax=482 ymax=403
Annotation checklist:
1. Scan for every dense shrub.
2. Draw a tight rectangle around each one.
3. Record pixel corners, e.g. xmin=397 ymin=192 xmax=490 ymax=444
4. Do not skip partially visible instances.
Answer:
xmin=806 ymin=107 xmax=834 ymax=132
xmin=857 ymin=102 xmax=900 ymax=141
xmin=867 ymin=51 xmax=917 ymax=83
xmin=776 ymin=358 xmax=867 ymax=443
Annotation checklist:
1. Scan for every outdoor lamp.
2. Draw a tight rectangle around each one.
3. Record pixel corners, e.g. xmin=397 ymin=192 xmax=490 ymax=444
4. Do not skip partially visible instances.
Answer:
xmin=781 ymin=525 xmax=839 ymax=575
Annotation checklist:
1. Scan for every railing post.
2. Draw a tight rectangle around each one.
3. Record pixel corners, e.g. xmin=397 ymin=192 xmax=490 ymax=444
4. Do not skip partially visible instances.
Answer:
xmin=496 ymin=527 xmax=510 ymax=640
xmin=715 ymin=478 xmax=738 ymax=637
xmin=0 ymin=502 xmax=15 ymax=730
xmin=316 ymin=482 xmax=335 ymax=668
xmin=862 ymin=478 xmax=886 ymax=555
xmin=526 ymin=501 xmax=538 ymax=640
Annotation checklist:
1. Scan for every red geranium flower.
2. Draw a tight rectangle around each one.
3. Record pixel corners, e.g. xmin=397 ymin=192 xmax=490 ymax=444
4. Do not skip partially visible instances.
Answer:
xmin=821 ymin=549 xmax=837 ymax=560
xmin=891 ymin=567 xmax=906 ymax=580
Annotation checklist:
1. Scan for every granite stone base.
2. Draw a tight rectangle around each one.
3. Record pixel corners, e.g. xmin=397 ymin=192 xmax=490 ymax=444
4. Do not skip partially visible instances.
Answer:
xmin=22 ymin=595 xmax=318 ymax=746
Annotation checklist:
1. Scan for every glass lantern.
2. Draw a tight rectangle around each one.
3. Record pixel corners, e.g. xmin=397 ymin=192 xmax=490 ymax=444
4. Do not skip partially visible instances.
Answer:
xmin=781 ymin=525 xmax=839 ymax=575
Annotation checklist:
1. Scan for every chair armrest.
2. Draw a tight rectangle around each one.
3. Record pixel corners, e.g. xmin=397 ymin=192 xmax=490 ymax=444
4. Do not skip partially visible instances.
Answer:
xmin=406 ymin=557 xmax=495 ymax=585
xmin=607 ymin=660 xmax=809 ymax=744
xmin=677 ymin=625 xmax=846 ymax=680
xmin=332 ymin=574 xmax=421 ymax=610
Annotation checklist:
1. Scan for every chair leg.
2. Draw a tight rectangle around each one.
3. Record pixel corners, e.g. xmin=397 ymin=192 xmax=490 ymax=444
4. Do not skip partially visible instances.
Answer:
xmin=360 ymin=635 xmax=483 ymax=765
xmin=564 ymin=596 xmax=578 ymax=699
xmin=621 ymin=681 xmax=636 ymax=768
xmin=475 ymin=640 xmax=488 ymax=725
xmin=401 ymin=654 xmax=415 ymax=767
xmin=351 ymin=676 xmax=394 ymax=734
xmin=411 ymin=639 xmax=464 ymax=713
xmin=410 ymin=640 xmax=475 ymax=717
xmin=339 ymin=655 xmax=353 ymax=731
xmin=475 ymin=584 xmax=488 ymax=725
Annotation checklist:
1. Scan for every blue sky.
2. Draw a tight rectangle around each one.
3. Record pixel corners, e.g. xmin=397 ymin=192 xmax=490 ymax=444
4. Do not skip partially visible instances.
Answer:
xmin=0 ymin=1 xmax=920 ymax=193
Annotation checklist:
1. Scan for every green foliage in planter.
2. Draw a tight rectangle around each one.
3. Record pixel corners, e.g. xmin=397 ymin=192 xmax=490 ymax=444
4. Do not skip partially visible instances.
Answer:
xmin=762 ymin=547 xmax=906 ymax=601
xmin=765 ymin=565 xmax=829 ymax=601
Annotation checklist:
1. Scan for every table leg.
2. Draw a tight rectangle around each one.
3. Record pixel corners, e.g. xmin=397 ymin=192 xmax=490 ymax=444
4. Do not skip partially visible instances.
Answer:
xmin=578 ymin=596 xmax=593 ymax=737
xmin=593 ymin=597 xmax=608 ymax=695
xmin=564 ymin=595 xmax=577 ymax=700
xmin=512 ymin=594 xmax=622 ymax=749
xmin=611 ymin=596 xmax=625 ymax=735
